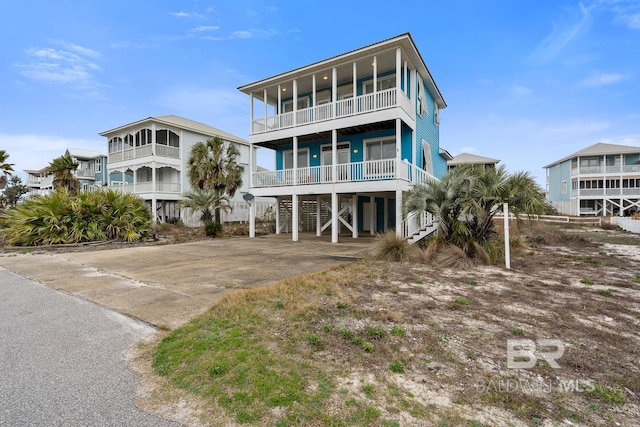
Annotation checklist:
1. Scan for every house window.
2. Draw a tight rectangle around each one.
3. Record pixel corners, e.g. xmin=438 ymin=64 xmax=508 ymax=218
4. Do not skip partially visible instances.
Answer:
xmin=135 ymin=129 xmax=152 ymax=147
xmin=434 ymin=102 xmax=440 ymax=125
xmin=283 ymin=149 xmax=309 ymax=169
xmin=417 ymin=78 xmax=427 ymax=117
xmin=282 ymin=97 xmax=309 ymax=113
xmin=108 ymin=137 xmax=122 ymax=153
xmin=422 ymin=140 xmax=434 ymax=175
xmin=365 ymin=138 xmax=396 ymax=161
xmin=124 ymin=134 xmax=134 ymax=150
xmin=363 ymin=75 xmax=396 ymax=94
xmin=561 ymin=181 xmax=567 ymax=194
xmin=95 ymin=159 xmax=101 ymax=173
xmin=156 ymin=129 xmax=180 ymax=147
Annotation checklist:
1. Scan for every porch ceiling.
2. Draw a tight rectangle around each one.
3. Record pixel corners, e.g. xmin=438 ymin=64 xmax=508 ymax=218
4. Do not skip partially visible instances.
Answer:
xmin=255 ymin=120 xmax=395 ymax=149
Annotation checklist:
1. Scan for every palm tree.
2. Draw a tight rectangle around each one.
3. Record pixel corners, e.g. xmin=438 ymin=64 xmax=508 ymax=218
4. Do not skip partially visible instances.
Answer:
xmin=179 ymin=189 xmax=232 ymax=226
xmin=47 ymin=153 xmax=80 ymax=195
xmin=187 ymin=137 xmax=244 ymax=224
xmin=0 ymin=150 xmax=15 ymax=189
xmin=404 ymin=164 xmax=546 ymax=262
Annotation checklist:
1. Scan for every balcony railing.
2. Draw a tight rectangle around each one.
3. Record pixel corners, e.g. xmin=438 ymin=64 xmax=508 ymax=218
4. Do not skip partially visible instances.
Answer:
xmin=107 ymin=144 xmax=178 ymax=163
xmin=571 ymin=188 xmax=640 ymax=197
xmin=252 ymin=159 xmax=435 ymax=188
xmin=109 ymin=181 xmax=181 ymax=194
xmin=76 ymin=168 xmax=95 ymax=178
xmin=251 ymin=88 xmax=415 ymax=135
xmin=571 ymin=164 xmax=640 ymax=175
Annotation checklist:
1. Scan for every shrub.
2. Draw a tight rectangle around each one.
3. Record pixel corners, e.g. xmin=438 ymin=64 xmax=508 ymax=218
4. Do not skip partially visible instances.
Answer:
xmin=374 ymin=231 xmax=414 ymax=262
xmin=389 ymin=361 xmax=405 ymax=373
xmin=0 ymin=189 xmax=152 ymax=245
xmin=205 ymin=222 xmax=223 ymax=237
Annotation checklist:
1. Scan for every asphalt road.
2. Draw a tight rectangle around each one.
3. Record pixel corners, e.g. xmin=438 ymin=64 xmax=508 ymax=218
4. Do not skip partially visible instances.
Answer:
xmin=0 ymin=268 xmax=178 ymax=426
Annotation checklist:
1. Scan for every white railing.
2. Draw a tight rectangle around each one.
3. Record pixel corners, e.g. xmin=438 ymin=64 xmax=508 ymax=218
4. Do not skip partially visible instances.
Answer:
xmin=123 ymin=149 xmax=134 ymax=160
xmin=156 ymin=145 xmax=180 ymax=159
xmin=400 ymin=211 xmax=436 ymax=241
xmin=157 ymin=182 xmax=181 ymax=193
xmin=136 ymin=145 xmax=153 ymax=158
xmin=623 ymin=188 xmax=640 ymax=195
xmin=495 ymin=213 xmax=602 ymax=226
xmin=108 ymin=181 xmax=180 ymax=194
xmin=623 ymin=165 xmax=640 ymax=173
xmin=109 ymin=152 xmax=123 ymax=163
xmin=250 ymin=88 xmax=415 ymax=135
xmin=571 ymin=164 xmax=640 ymax=175
xmin=571 ymin=188 xmax=640 ymax=196
xmin=252 ymin=159 xmax=437 ymax=188
xmin=76 ymin=168 xmax=95 ymax=178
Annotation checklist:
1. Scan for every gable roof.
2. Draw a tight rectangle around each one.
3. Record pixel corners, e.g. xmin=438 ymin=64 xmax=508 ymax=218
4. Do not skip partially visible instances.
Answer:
xmin=544 ymin=142 xmax=640 ymax=168
xmin=448 ymin=152 xmax=500 ymax=166
xmin=238 ymin=33 xmax=446 ymax=109
xmin=99 ymin=115 xmax=249 ymax=146
xmin=66 ymin=148 xmax=106 ymax=159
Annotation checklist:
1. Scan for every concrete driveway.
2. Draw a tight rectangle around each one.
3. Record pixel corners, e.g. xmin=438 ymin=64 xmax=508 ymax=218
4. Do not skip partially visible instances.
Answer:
xmin=0 ymin=234 xmax=374 ymax=329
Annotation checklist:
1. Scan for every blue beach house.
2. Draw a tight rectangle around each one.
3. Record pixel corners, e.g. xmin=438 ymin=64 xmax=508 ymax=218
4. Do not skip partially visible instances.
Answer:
xmin=239 ymin=33 xmax=450 ymax=243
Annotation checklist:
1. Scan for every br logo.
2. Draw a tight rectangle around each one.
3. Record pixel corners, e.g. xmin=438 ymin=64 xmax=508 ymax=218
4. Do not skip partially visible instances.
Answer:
xmin=507 ymin=339 xmax=565 ymax=369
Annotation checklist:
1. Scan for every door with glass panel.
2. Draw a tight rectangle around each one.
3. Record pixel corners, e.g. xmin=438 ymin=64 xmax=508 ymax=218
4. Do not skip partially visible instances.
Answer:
xmin=322 ymin=144 xmax=350 ymax=182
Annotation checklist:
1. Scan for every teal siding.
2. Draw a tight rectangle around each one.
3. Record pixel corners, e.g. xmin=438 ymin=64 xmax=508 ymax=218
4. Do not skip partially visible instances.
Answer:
xmin=547 ymin=160 xmax=571 ymax=202
xmin=415 ymin=79 xmax=444 ymax=178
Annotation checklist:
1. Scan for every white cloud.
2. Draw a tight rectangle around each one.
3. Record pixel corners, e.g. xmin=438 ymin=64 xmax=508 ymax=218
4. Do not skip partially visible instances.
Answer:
xmin=168 ymin=11 xmax=205 ymax=20
xmin=201 ymin=28 xmax=279 ymax=41
xmin=15 ymin=41 xmax=104 ymax=96
xmin=528 ymin=3 xmax=593 ymax=63
xmin=456 ymin=146 xmax=477 ymax=155
xmin=511 ymin=85 xmax=533 ymax=95
xmin=580 ymin=71 xmax=629 ymax=86
xmin=192 ymin=25 xmax=220 ymax=32
xmin=1 ymin=134 xmax=105 ymax=176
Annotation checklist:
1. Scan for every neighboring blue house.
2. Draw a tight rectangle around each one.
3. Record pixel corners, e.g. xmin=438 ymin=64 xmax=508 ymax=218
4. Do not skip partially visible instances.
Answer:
xmin=239 ymin=33 xmax=450 ymax=243
xmin=544 ymin=142 xmax=640 ymax=216
xmin=66 ymin=148 xmax=108 ymax=191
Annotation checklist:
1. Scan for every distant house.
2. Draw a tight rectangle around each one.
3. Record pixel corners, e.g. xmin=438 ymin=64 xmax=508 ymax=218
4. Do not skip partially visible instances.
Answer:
xmin=239 ymin=33 xmax=448 ymax=243
xmin=447 ymin=153 xmax=499 ymax=171
xmin=544 ymin=142 xmax=640 ymax=216
xmin=24 ymin=148 xmax=106 ymax=196
xmin=99 ymin=115 xmax=258 ymax=223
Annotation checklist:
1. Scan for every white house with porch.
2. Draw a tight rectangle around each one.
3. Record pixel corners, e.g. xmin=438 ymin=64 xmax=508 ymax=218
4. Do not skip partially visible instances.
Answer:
xmin=99 ymin=115 xmax=255 ymax=223
xmin=545 ymin=142 xmax=640 ymax=216
xmin=239 ymin=33 xmax=450 ymax=243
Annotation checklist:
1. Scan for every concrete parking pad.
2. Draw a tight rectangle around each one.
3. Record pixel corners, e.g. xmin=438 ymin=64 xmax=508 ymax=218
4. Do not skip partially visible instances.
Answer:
xmin=0 ymin=234 xmax=374 ymax=329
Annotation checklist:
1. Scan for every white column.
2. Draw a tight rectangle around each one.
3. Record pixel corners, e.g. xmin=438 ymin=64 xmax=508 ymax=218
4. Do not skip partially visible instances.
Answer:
xmin=331 ymin=129 xmax=337 ymax=183
xmin=373 ymin=56 xmax=377 ymax=109
xmin=277 ymin=85 xmax=282 ymax=114
xmin=352 ymin=195 xmax=358 ymax=238
xmin=152 ymin=161 xmax=156 ymax=193
xmin=249 ymin=201 xmax=256 ymax=238
xmin=403 ymin=61 xmax=408 ymax=94
xmin=152 ymin=197 xmax=157 ymax=224
xmin=396 ymin=118 xmax=402 ymax=177
xmin=263 ymin=88 xmax=268 ymax=123
xmin=352 ymin=62 xmax=357 ymax=99
xmin=312 ymin=74 xmax=316 ymax=108
xmin=293 ymin=136 xmax=298 ymax=185
xmin=369 ymin=195 xmax=375 ymax=235
xmin=275 ymin=197 xmax=281 ymax=234
xmin=332 ymin=67 xmax=337 ymax=103
xmin=316 ymin=195 xmax=322 ymax=236
xmin=249 ymin=93 xmax=254 ymax=132
xmin=395 ymin=189 xmax=402 ymax=238
xmin=249 ymin=146 xmax=255 ymax=189
xmin=503 ymin=203 xmax=511 ymax=269
xmin=412 ymin=129 xmax=417 ymax=167
xmin=293 ymin=79 xmax=298 ymax=125
xmin=151 ymin=123 xmax=156 ymax=155
xmin=331 ymin=192 xmax=339 ymax=243
xmin=411 ymin=68 xmax=417 ymax=103
xmin=292 ymin=193 xmax=299 ymax=242
xmin=384 ymin=197 xmax=389 ymax=231
xmin=132 ymin=166 xmax=137 ymax=192
xmin=396 ymin=48 xmax=401 ymax=96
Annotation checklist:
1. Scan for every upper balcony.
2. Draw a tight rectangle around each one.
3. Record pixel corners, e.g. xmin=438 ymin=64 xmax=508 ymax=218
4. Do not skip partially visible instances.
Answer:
xmin=107 ymin=128 xmax=181 ymax=164
xmin=571 ymin=164 xmax=640 ymax=175
xmin=251 ymin=88 xmax=414 ymax=136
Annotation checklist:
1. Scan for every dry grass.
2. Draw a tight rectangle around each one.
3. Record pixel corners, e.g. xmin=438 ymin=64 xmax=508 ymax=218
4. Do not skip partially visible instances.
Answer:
xmin=140 ymin=222 xmax=640 ymax=426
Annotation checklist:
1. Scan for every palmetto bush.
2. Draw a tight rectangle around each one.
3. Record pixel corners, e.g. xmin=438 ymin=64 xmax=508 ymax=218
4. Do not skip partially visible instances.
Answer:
xmin=0 ymin=189 xmax=153 ymax=246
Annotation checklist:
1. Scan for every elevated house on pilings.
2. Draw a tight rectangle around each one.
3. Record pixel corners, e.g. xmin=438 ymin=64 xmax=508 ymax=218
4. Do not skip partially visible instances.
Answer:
xmin=239 ymin=33 xmax=450 ymax=243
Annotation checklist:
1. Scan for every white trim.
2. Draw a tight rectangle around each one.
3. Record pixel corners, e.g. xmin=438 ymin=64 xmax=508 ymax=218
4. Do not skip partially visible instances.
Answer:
xmin=282 ymin=96 xmax=309 ymax=113
xmin=362 ymin=74 xmax=396 ymax=94
xmin=320 ymin=142 xmax=351 ymax=165
xmin=421 ymin=139 xmax=434 ymax=175
xmin=364 ymin=136 xmax=396 ymax=161
xmin=434 ymin=101 xmax=440 ymax=125
xmin=561 ymin=180 xmax=568 ymax=194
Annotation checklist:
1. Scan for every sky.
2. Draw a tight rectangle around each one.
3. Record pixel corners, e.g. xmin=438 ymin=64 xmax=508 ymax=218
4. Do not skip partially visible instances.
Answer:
xmin=1 ymin=0 xmax=639 ymax=186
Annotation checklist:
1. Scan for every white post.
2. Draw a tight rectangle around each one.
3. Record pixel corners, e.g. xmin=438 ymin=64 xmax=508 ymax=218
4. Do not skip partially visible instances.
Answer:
xmin=293 ymin=79 xmax=298 ymax=125
xmin=293 ymin=135 xmax=298 ymax=185
xmin=292 ymin=193 xmax=299 ymax=242
xmin=275 ymin=197 xmax=281 ymax=234
xmin=352 ymin=195 xmax=358 ymax=238
xmin=312 ymin=74 xmax=316 ymax=110
xmin=403 ymin=60 xmax=408 ymax=94
xmin=249 ymin=201 xmax=256 ymax=238
xmin=395 ymin=47 xmax=401 ymax=97
xmin=316 ymin=195 xmax=322 ymax=236
xmin=503 ymin=202 xmax=511 ymax=270
xmin=331 ymin=129 xmax=337 ymax=183
xmin=352 ymin=62 xmax=357 ymax=100
xmin=369 ymin=195 xmax=375 ymax=235
xmin=263 ymin=88 xmax=268 ymax=124
xmin=384 ymin=197 xmax=389 ymax=231
xmin=331 ymin=192 xmax=339 ymax=243
xmin=373 ymin=56 xmax=377 ymax=109
xmin=395 ymin=190 xmax=402 ymax=238
xmin=277 ymin=85 xmax=281 ymax=114
xmin=249 ymin=92 xmax=254 ymax=134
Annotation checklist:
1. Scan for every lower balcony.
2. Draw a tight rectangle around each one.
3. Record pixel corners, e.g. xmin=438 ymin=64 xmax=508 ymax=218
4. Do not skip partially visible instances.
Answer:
xmin=571 ymin=188 xmax=640 ymax=197
xmin=109 ymin=181 xmax=181 ymax=194
xmin=253 ymin=159 xmax=434 ymax=188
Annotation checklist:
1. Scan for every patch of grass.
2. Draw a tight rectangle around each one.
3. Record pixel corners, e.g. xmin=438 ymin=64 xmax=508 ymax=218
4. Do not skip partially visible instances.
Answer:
xmin=467 ymin=279 xmax=477 ymax=285
xmin=362 ymin=341 xmax=375 ymax=352
xmin=322 ymin=324 xmax=335 ymax=333
xmin=275 ymin=300 xmax=285 ymax=309
xmin=362 ymin=384 xmax=375 ymax=399
xmin=307 ymin=334 xmax=321 ymax=346
xmin=511 ymin=327 xmax=524 ymax=336
xmin=374 ymin=231 xmax=414 ymax=262
xmin=382 ymin=420 xmax=400 ymax=427
xmin=580 ymin=278 xmax=594 ymax=285
xmin=634 ymin=275 xmax=640 ymax=284
xmin=390 ymin=326 xmax=406 ymax=337
xmin=468 ymin=421 xmax=487 ymax=427
xmin=368 ymin=327 xmax=386 ymax=339
xmin=391 ymin=289 xmax=398 ymax=295
xmin=598 ymin=289 xmax=612 ymax=296
xmin=336 ymin=301 xmax=349 ymax=309
xmin=455 ymin=297 xmax=472 ymax=305
xmin=366 ymin=273 xmax=378 ymax=279
xmin=589 ymin=383 xmax=626 ymax=405
xmin=389 ymin=361 xmax=405 ymax=373
xmin=340 ymin=328 xmax=355 ymax=340
xmin=584 ymin=257 xmax=601 ymax=265
xmin=415 ymin=279 xmax=424 ymax=284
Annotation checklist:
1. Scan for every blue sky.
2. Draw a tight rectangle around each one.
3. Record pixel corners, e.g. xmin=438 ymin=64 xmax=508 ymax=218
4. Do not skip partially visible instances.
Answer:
xmin=1 ymin=0 xmax=639 ymax=186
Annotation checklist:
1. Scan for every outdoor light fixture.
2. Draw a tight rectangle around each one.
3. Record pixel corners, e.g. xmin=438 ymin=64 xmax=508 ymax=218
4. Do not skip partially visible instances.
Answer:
xmin=323 ymin=75 xmax=328 ymax=80
xmin=313 ymin=154 xmax=318 ymax=158
xmin=353 ymin=149 xmax=359 ymax=154
xmin=282 ymin=87 xmax=287 ymax=91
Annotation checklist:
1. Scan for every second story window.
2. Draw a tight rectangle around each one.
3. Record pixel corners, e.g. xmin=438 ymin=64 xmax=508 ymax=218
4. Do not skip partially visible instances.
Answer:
xmin=363 ymin=75 xmax=396 ymax=94
xmin=283 ymin=149 xmax=309 ymax=169
xmin=366 ymin=138 xmax=395 ymax=161
xmin=95 ymin=159 xmax=101 ymax=173
xmin=282 ymin=98 xmax=309 ymax=113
